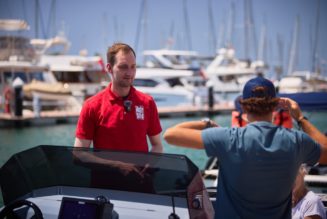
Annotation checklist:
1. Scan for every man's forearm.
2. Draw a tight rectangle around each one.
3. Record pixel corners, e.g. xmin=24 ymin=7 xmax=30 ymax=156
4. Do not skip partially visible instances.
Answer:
xmin=74 ymin=138 xmax=92 ymax=147
xmin=150 ymin=144 xmax=163 ymax=153
xmin=300 ymin=119 xmax=327 ymax=164
xmin=174 ymin=120 xmax=217 ymax=130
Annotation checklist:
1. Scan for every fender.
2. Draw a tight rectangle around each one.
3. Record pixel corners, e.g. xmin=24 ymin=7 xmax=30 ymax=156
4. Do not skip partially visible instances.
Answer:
xmin=4 ymin=87 xmax=12 ymax=114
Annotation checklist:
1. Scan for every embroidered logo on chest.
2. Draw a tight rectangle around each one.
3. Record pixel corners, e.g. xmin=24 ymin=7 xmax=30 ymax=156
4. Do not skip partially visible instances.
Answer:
xmin=135 ymin=105 xmax=144 ymax=120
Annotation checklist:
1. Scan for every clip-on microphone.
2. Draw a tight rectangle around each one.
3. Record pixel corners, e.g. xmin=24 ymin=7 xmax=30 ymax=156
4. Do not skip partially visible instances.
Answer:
xmin=123 ymin=100 xmax=132 ymax=112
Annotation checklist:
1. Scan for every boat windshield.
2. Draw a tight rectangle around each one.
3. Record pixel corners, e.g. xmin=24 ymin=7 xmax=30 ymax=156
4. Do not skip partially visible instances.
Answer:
xmin=0 ymin=145 xmax=199 ymax=205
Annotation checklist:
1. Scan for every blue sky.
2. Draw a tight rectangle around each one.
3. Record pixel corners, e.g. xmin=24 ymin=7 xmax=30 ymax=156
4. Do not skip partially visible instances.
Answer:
xmin=1 ymin=0 xmax=326 ymax=77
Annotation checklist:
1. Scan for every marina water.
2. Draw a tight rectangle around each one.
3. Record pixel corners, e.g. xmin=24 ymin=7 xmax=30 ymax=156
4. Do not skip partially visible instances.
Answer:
xmin=1 ymin=111 xmax=327 ymax=207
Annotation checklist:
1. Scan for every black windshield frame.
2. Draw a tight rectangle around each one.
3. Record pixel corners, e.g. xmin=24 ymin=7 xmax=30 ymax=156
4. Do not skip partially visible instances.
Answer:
xmin=0 ymin=145 xmax=199 ymax=205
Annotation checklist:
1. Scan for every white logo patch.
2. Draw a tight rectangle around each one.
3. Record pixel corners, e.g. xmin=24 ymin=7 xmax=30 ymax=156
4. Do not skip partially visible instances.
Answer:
xmin=135 ymin=105 xmax=144 ymax=120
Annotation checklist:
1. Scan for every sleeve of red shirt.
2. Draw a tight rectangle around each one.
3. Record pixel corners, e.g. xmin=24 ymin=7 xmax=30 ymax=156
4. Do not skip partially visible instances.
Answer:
xmin=147 ymin=98 xmax=162 ymax=136
xmin=75 ymin=101 xmax=96 ymax=140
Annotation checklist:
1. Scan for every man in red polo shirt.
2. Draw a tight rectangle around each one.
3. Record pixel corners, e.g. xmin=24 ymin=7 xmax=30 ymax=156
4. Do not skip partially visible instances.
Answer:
xmin=74 ymin=43 xmax=163 ymax=153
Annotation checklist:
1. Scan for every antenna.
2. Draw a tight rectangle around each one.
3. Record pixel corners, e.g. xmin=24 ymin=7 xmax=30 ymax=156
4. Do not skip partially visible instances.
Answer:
xmin=168 ymin=195 xmax=180 ymax=219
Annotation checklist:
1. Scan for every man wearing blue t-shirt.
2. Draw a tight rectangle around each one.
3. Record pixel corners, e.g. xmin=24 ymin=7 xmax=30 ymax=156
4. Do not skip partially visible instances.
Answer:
xmin=164 ymin=76 xmax=327 ymax=219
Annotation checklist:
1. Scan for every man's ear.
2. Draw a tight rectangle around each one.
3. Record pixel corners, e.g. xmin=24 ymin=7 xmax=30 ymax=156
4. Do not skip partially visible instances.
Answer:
xmin=106 ymin=63 xmax=113 ymax=74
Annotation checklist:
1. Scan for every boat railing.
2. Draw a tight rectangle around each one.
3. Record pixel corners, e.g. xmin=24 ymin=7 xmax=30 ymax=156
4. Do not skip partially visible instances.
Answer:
xmin=22 ymin=92 xmax=82 ymax=117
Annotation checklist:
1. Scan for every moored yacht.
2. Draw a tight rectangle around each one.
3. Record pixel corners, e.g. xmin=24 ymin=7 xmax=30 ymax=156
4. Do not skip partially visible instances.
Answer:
xmin=276 ymin=71 xmax=327 ymax=110
xmin=31 ymin=33 xmax=109 ymax=101
xmin=134 ymin=68 xmax=195 ymax=107
xmin=277 ymin=71 xmax=327 ymax=93
xmin=0 ymin=19 xmax=80 ymax=114
xmin=205 ymin=47 xmax=267 ymax=104
xmin=38 ymin=54 xmax=108 ymax=101
xmin=142 ymin=49 xmax=210 ymax=71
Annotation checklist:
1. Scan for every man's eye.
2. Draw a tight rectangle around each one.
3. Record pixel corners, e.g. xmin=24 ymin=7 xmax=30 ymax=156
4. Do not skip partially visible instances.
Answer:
xmin=118 ymin=65 xmax=128 ymax=70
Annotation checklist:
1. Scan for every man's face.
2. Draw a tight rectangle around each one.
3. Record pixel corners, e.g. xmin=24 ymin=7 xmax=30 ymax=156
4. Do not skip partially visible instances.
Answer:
xmin=108 ymin=50 xmax=136 ymax=88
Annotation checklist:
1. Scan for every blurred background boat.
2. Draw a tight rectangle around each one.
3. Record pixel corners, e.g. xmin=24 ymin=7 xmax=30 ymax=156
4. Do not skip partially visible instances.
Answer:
xmin=32 ymin=34 xmax=109 ymax=101
xmin=205 ymin=47 xmax=267 ymax=104
xmin=0 ymin=19 xmax=80 ymax=114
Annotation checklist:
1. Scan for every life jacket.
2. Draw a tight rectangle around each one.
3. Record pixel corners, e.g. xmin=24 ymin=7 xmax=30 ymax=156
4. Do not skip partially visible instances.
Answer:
xmin=231 ymin=111 xmax=248 ymax=127
xmin=272 ymin=109 xmax=293 ymax=128
xmin=231 ymin=109 xmax=293 ymax=128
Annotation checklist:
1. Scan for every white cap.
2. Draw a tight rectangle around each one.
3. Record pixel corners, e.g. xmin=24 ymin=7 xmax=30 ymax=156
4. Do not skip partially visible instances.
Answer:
xmin=12 ymin=77 xmax=24 ymax=87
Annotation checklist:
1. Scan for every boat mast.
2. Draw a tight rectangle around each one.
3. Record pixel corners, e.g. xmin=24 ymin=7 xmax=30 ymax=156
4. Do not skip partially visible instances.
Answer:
xmin=165 ymin=21 xmax=175 ymax=49
xmin=275 ymin=34 xmax=284 ymax=80
xmin=287 ymin=15 xmax=300 ymax=75
xmin=34 ymin=0 xmax=57 ymax=38
xmin=207 ymin=0 xmax=217 ymax=54
xmin=134 ymin=0 xmax=146 ymax=54
xmin=243 ymin=0 xmax=257 ymax=59
xmin=183 ymin=0 xmax=192 ymax=50
xmin=226 ymin=1 xmax=235 ymax=48
xmin=35 ymin=0 xmax=39 ymax=38
xmin=143 ymin=0 xmax=148 ymax=52
xmin=257 ymin=24 xmax=266 ymax=61
xmin=311 ymin=0 xmax=320 ymax=73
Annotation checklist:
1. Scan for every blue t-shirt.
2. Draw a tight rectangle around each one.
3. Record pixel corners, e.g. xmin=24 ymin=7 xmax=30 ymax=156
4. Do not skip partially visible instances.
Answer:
xmin=202 ymin=121 xmax=321 ymax=219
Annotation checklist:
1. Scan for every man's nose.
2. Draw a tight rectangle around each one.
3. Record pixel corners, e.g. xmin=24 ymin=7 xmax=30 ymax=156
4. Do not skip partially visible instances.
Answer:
xmin=126 ymin=67 xmax=135 ymax=74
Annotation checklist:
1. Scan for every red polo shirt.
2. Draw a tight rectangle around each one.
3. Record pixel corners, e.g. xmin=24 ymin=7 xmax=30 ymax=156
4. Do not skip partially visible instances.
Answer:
xmin=76 ymin=83 xmax=162 ymax=152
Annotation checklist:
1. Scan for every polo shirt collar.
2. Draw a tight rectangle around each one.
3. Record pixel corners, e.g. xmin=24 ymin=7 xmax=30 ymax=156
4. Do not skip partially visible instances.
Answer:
xmin=107 ymin=82 xmax=135 ymax=102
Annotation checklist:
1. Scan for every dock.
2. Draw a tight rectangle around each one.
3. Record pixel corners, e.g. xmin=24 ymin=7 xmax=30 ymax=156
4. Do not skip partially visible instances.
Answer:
xmin=0 ymin=103 xmax=234 ymax=127
xmin=158 ymin=103 xmax=234 ymax=117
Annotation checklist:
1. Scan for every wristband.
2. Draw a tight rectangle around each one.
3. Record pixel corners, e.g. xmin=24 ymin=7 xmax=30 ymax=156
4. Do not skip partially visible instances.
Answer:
xmin=297 ymin=116 xmax=308 ymax=127
xmin=201 ymin=118 xmax=212 ymax=129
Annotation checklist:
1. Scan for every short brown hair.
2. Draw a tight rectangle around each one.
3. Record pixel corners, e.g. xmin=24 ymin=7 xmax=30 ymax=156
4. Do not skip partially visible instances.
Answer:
xmin=106 ymin=42 xmax=136 ymax=66
xmin=239 ymin=86 xmax=279 ymax=115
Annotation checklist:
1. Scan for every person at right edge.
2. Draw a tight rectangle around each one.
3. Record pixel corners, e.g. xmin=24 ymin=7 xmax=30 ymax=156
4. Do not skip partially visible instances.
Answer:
xmin=164 ymin=76 xmax=327 ymax=219
xmin=292 ymin=165 xmax=326 ymax=219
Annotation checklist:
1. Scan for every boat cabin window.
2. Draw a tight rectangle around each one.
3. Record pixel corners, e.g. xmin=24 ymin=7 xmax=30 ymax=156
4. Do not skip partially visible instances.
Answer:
xmin=3 ymin=72 xmax=28 ymax=84
xmin=133 ymin=79 xmax=159 ymax=87
xmin=163 ymin=55 xmax=181 ymax=65
xmin=85 ymin=71 xmax=109 ymax=83
xmin=166 ymin=78 xmax=183 ymax=87
xmin=218 ymin=75 xmax=237 ymax=83
xmin=53 ymin=71 xmax=88 ymax=83
xmin=143 ymin=56 xmax=163 ymax=68
xmin=2 ymin=72 xmax=45 ymax=85
xmin=13 ymin=72 xmax=28 ymax=82
xmin=53 ymin=71 xmax=108 ymax=83
xmin=220 ymin=59 xmax=237 ymax=67
xmin=30 ymin=72 xmax=44 ymax=81
xmin=183 ymin=77 xmax=207 ymax=87
xmin=0 ymin=36 xmax=36 ymax=62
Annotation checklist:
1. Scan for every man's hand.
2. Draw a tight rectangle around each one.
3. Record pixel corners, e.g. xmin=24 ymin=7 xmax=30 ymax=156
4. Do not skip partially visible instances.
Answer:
xmin=113 ymin=161 xmax=148 ymax=179
xmin=278 ymin=97 xmax=303 ymax=121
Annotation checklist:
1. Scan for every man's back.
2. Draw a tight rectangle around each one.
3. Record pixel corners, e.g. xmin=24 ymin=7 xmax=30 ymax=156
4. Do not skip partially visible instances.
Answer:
xmin=203 ymin=121 xmax=321 ymax=218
